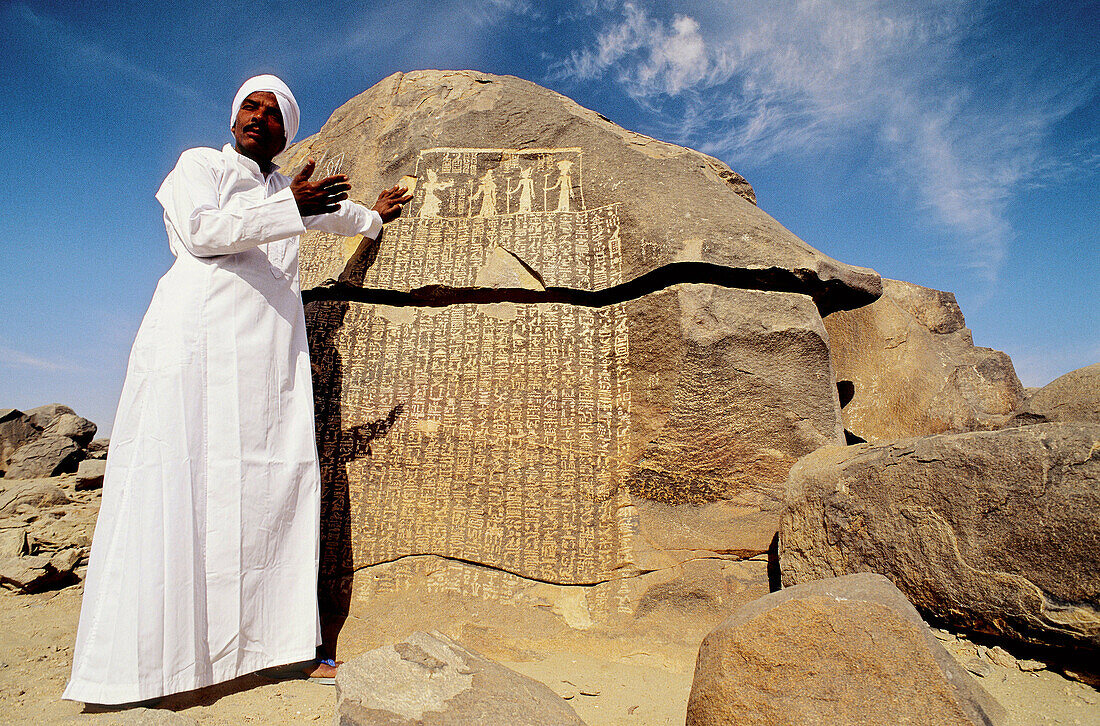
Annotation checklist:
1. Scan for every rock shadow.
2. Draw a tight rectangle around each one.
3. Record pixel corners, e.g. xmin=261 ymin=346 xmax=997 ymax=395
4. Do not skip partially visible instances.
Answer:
xmin=305 ymin=233 xmax=403 ymax=660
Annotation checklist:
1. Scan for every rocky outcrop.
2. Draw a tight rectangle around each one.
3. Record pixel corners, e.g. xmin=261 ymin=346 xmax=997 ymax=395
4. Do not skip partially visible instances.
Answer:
xmin=334 ymin=631 xmax=585 ymax=725
xmin=825 ymin=279 xmax=1023 ymax=442
xmin=4 ymin=435 xmax=82 ymax=479
xmin=686 ymin=573 xmax=1005 ymax=726
xmin=1018 ymin=362 xmax=1100 ymax=424
xmin=779 ymin=423 xmax=1100 ymax=651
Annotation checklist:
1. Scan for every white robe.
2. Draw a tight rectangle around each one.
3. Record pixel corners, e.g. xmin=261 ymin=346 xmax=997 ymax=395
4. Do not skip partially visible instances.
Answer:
xmin=63 ymin=144 xmax=381 ymax=704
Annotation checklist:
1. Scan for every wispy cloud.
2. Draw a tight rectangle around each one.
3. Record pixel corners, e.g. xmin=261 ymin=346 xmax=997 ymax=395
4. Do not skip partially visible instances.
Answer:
xmin=0 ymin=345 xmax=81 ymax=373
xmin=9 ymin=3 xmax=217 ymax=111
xmin=553 ymin=0 xmax=1099 ymax=279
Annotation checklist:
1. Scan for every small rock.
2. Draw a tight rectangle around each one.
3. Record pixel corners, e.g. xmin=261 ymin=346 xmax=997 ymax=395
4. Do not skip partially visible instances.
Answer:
xmin=335 ymin=631 xmax=585 ymax=725
xmin=86 ymin=438 xmax=110 ymax=459
xmin=0 ymin=528 xmax=28 ymax=558
xmin=579 ymin=688 xmax=601 ymax=697
xmin=985 ymin=646 xmax=1016 ymax=669
xmin=74 ymin=459 xmax=106 ymax=490
xmin=965 ymin=659 xmax=994 ymax=678
xmin=49 ymin=547 xmax=83 ymax=574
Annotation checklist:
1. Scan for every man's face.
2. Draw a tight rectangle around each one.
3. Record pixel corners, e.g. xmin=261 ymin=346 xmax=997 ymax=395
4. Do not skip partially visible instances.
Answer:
xmin=232 ymin=91 xmax=286 ymax=163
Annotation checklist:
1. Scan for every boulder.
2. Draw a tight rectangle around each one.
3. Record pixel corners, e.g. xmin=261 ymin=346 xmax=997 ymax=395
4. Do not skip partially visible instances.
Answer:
xmin=44 ymin=412 xmax=97 ymax=446
xmin=282 ymin=70 xmax=880 ymax=312
xmin=279 ymin=72 xmax=873 ymax=623
xmin=780 ymin=423 xmax=1100 ymax=651
xmin=24 ymin=403 xmax=75 ymax=432
xmin=0 ymin=409 xmax=39 ymax=471
xmin=3 ymin=434 xmax=82 ymax=479
xmin=334 ymin=631 xmax=585 ymax=725
xmin=686 ymin=573 xmax=1005 ymax=726
xmin=0 ymin=480 xmax=71 ymax=516
xmin=1021 ymin=362 xmax=1100 ymax=424
xmin=74 ymin=458 xmax=106 ymax=490
xmin=824 ymin=279 xmax=1023 ymax=442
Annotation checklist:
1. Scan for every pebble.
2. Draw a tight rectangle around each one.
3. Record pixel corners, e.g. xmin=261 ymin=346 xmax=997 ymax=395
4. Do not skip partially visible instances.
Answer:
xmin=1017 ymin=658 xmax=1045 ymax=672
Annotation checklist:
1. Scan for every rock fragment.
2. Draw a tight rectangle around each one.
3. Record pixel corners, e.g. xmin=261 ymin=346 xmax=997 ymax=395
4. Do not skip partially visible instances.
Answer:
xmin=75 ymin=458 xmax=106 ymax=490
xmin=686 ymin=573 xmax=1004 ymax=726
xmin=334 ymin=631 xmax=586 ymax=725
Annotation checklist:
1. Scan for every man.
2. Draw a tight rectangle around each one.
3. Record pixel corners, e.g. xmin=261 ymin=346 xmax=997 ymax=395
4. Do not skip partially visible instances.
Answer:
xmin=63 ymin=75 xmax=410 ymax=704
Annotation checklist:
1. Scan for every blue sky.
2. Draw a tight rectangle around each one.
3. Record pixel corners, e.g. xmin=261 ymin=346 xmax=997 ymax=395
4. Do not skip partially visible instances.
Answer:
xmin=1 ymin=0 xmax=1097 ymax=435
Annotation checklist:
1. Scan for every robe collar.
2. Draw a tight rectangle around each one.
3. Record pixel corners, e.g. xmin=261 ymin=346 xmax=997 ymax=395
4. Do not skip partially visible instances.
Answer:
xmin=222 ymin=143 xmax=281 ymax=181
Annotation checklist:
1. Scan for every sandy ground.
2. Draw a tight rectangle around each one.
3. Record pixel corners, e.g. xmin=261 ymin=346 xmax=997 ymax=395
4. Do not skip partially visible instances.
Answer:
xmin=1 ymin=579 xmax=1097 ymax=726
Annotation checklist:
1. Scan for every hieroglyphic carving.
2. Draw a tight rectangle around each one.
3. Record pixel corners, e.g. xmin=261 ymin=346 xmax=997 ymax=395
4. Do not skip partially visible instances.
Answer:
xmin=307 ymin=148 xmax=633 ymax=599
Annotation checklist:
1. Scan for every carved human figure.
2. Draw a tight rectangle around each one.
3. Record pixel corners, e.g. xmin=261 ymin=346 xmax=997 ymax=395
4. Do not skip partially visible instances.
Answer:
xmin=419 ymin=169 xmax=453 ymax=218
xmin=507 ymin=167 xmax=534 ymax=213
xmin=546 ymin=160 xmax=574 ymax=212
xmin=471 ymin=169 xmax=498 ymax=217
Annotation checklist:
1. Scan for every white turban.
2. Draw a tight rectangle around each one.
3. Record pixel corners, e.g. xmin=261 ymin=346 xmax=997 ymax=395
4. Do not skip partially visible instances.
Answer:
xmin=230 ymin=74 xmax=300 ymax=151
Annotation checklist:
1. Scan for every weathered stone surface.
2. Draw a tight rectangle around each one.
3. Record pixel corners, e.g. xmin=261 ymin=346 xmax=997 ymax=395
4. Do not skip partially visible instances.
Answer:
xmin=780 ymin=423 xmax=1100 ymax=650
xmin=24 ymin=403 xmax=75 ymax=432
xmin=0 ymin=480 xmax=71 ymax=516
xmin=825 ymin=279 xmax=1024 ymax=441
xmin=0 ymin=409 xmax=38 ymax=472
xmin=686 ymin=573 xmax=1005 ymax=726
xmin=334 ymin=631 xmax=585 ymax=726
xmin=1022 ymin=362 xmax=1100 ymax=424
xmin=44 ymin=412 xmax=97 ymax=446
xmin=75 ymin=458 xmax=106 ymax=490
xmin=3 ymin=435 xmax=81 ymax=479
xmin=86 ymin=437 xmax=110 ymax=459
xmin=306 ymin=283 xmax=841 ymax=597
xmin=282 ymin=70 xmax=880 ymax=313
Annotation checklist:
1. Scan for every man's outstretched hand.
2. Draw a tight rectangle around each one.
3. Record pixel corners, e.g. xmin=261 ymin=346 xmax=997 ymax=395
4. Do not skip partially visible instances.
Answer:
xmin=291 ymin=158 xmax=351 ymax=217
xmin=372 ymin=185 xmax=413 ymax=223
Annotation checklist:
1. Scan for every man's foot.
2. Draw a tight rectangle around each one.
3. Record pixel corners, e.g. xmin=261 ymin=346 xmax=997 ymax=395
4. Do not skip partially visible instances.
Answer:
xmin=303 ymin=658 xmax=340 ymax=685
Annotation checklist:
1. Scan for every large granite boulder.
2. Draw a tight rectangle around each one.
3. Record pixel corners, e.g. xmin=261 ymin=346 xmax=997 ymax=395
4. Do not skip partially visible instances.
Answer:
xmin=279 ymin=71 xmax=873 ymax=625
xmin=686 ymin=573 xmax=1005 ymax=726
xmin=334 ymin=631 xmax=585 ymax=725
xmin=1021 ymin=362 xmax=1100 ymax=424
xmin=283 ymin=70 xmax=880 ymax=313
xmin=824 ymin=279 xmax=1024 ymax=442
xmin=780 ymin=423 xmax=1100 ymax=651
xmin=4 ymin=435 xmax=82 ymax=479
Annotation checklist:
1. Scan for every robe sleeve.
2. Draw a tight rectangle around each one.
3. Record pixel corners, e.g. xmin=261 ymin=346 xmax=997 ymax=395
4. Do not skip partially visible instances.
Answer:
xmin=302 ymin=202 xmax=383 ymax=240
xmin=156 ymin=149 xmax=307 ymax=258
